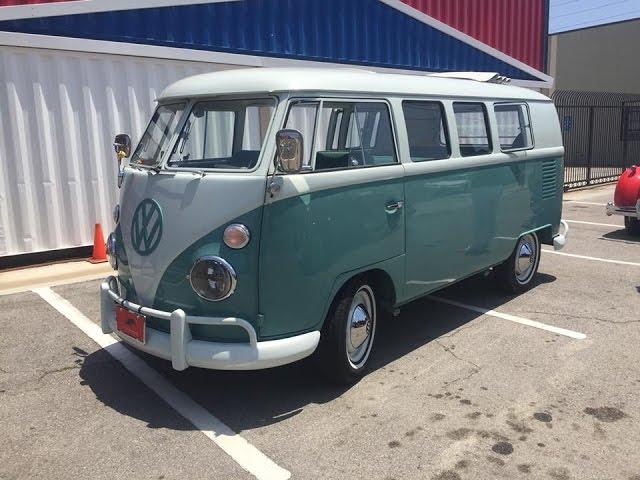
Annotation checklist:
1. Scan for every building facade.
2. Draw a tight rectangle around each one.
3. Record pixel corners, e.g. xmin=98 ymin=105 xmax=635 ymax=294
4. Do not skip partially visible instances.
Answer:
xmin=548 ymin=18 xmax=640 ymax=95
xmin=0 ymin=0 xmax=551 ymax=259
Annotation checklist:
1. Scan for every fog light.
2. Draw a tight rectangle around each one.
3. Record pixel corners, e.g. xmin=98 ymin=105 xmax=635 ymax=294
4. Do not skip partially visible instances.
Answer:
xmin=223 ymin=224 xmax=250 ymax=249
xmin=189 ymin=256 xmax=237 ymax=301
xmin=106 ymin=232 xmax=117 ymax=269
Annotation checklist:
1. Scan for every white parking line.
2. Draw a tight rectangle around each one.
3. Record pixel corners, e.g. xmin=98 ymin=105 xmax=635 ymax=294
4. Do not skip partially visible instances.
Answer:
xmin=430 ymin=296 xmax=587 ymax=340
xmin=543 ymin=249 xmax=640 ymax=267
xmin=565 ymin=219 xmax=622 ymax=228
xmin=564 ymin=200 xmax=607 ymax=206
xmin=33 ymin=287 xmax=291 ymax=480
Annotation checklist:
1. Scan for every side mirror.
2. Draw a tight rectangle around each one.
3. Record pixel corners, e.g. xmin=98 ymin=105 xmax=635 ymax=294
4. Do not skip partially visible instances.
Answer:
xmin=275 ymin=129 xmax=303 ymax=174
xmin=114 ymin=134 xmax=132 ymax=160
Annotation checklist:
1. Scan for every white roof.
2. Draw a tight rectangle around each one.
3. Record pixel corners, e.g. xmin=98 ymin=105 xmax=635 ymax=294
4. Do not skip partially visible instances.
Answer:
xmin=159 ymin=67 xmax=550 ymax=102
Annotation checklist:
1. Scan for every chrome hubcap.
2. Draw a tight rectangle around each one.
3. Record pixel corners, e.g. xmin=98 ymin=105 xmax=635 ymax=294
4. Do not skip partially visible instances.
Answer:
xmin=346 ymin=286 xmax=376 ymax=368
xmin=515 ymin=234 xmax=537 ymax=284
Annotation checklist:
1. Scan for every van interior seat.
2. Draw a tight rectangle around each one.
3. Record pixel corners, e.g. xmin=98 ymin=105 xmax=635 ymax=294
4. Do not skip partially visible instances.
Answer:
xmin=229 ymin=150 xmax=260 ymax=168
xmin=459 ymin=144 xmax=491 ymax=157
xmin=315 ymin=149 xmax=395 ymax=170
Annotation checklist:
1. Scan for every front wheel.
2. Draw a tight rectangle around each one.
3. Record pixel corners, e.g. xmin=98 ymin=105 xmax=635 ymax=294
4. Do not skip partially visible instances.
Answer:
xmin=316 ymin=278 xmax=377 ymax=384
xmin=495 ymin=232 xmax=541 ymax=294
xmin=624 ymin=216 xmax=640 ymax=235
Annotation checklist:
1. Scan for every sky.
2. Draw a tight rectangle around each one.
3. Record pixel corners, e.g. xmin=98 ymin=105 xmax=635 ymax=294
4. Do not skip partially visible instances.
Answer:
xmin=549 ymin=0 xmax=640 ymax=33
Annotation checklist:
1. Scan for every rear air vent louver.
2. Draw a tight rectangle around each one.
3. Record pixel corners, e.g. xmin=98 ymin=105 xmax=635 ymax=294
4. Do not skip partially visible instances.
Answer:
xmin=541 ymin=160 xmax=558 ymax=200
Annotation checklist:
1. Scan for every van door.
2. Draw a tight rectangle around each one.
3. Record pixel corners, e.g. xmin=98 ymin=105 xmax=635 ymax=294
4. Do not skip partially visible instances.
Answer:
xmin=259 ymin=99 xmax=405 ymax=339
xmin=401 ymin=101 xmax=495 ymax=299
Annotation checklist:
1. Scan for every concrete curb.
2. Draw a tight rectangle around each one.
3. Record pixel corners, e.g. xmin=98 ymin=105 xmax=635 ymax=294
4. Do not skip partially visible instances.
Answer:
xmin=0 ymin=261 xmax=112 ymax=295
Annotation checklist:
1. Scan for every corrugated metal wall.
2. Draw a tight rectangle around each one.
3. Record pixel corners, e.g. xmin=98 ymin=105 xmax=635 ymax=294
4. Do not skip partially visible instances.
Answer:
xmin=0 ymin=46 xmax=238 ymax=256
xmin=401 ymin=0 xmax=547 ymax=71
xmin=0 ymin=0 xmax=540 ymax=81
xmin=0 ymin=0 xmax=71 ymax=5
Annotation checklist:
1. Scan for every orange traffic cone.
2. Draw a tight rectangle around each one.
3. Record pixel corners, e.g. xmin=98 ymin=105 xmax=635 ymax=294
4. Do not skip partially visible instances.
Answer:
xmin=88 ymin=223 xmax=107 ymax=263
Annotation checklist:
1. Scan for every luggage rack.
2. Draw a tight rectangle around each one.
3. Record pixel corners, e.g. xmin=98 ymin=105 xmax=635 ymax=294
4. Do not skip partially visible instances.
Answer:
xmin=427 ymin=72 xmax=512 ymax=84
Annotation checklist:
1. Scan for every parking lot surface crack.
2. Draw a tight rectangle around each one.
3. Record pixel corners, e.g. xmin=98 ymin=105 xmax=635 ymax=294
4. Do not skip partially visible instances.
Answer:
xmin=520 ymin=309 xmax=640 ymax=325
xmin=38 ymin=364 xmax=80 ymax=381
xmin=434 ymin=339 xmax=481 ymax=385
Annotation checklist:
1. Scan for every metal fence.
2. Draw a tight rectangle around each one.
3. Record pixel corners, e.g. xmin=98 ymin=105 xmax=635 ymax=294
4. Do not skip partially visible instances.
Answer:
xmin=552 ymin=90 xmax=640 ymax=190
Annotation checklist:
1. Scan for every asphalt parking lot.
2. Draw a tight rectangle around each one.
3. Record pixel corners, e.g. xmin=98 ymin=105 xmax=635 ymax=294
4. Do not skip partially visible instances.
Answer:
xmin=2 ymin=183 xmax=639 ymax=480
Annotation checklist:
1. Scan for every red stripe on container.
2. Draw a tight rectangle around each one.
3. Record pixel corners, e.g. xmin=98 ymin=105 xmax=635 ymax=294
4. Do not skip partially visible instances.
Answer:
xmin=401 ymin=0 xmax=546 ymax=70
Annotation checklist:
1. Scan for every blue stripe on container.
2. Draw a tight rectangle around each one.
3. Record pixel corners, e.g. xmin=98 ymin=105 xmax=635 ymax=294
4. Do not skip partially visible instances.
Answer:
xmin=0 ymin=0 xmax=539 ymax=81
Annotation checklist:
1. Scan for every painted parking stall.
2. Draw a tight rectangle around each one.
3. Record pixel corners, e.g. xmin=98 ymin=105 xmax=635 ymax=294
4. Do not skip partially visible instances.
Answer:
xmin=3 ymin=182 xmax=640 ymax=478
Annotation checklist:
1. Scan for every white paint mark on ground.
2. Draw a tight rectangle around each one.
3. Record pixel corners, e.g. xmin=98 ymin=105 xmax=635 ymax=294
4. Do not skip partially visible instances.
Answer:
xmin=33 ymin=287 xmax=291 ymax=480
xmin=431 ymin=296 xmax=587 ymax=340
xmin=543 ymin=249 xmax=640 ymax=267
xmin=564 ymin=201 xmax=607 ymax=206
xmin=565 ymin=219 xmax=623 ymax=228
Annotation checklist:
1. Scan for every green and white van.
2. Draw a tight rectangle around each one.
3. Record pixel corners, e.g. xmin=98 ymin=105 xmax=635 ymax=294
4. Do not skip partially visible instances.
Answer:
xmin=101 ymin=68 xmax=568 ymax=383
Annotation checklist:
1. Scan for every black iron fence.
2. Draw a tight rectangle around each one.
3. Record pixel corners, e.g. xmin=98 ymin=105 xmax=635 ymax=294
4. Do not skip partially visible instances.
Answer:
xmin=552 ymin=90 xmax=640 ymax=190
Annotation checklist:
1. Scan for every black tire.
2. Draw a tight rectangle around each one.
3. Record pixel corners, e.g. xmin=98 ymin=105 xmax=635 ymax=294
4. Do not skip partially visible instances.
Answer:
xmin=624 ymin=216 xmax=640 ymax=235
xmin=495 ymin=232 xmax=541 ymax=294
xmin=315 ymin=277 xmax=377 ymax=384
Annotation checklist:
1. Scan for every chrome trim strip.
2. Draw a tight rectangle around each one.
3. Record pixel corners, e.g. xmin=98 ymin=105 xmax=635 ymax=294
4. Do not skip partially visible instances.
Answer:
xmin=606 ymin=202 xmax=640 ymax=218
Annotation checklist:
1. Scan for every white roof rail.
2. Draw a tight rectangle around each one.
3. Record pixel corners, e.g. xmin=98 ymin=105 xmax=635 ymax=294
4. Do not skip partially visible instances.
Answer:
xmin=427 ymin=72 xmax=511 ymax=84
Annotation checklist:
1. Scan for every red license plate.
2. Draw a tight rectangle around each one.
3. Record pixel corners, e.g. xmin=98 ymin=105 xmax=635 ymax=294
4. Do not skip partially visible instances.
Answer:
xmin=116 ymin=305 xmax=146 ymax=343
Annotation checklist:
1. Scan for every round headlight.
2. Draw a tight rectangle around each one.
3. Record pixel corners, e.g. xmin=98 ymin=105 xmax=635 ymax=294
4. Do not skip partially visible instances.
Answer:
xmin=113 ymin=204 xmax=120 ymax=224
xmin=106 ymin=232 xmax=117 ymax=269
xmin=223 ymin=224 xmax=250 ymax=249
xmin=189 ymin=256 xmax=237 ymax=301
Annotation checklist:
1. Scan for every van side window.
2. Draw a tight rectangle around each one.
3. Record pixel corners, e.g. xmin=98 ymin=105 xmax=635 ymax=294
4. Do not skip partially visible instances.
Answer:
xmin=453 ymin=102 xmax=492 ymax=157
xmin=494 ymin=103 xmax=533 ymax=151
xmin=402 ymin=101 xmax=450 ymax=161
xmin=314 ymin=102 xmax=397 ymax=170
xmin=284 ymin=101 xmax=319 ymax=168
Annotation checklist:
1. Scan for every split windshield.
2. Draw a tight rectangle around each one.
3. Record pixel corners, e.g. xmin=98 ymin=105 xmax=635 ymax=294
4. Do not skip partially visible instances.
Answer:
xmin=130 ymin=102 xmax=186 ymax=167
xmin=130 ymin=98 xmax=275 ymax=170
xmin=168 ymin=98 xmax=275 ymax=170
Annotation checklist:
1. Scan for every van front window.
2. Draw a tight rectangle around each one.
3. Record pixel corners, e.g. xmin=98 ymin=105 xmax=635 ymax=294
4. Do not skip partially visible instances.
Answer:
xmin=131 ymin=102 xmax=186 ymax=167
xmin=168 ymin=98 xmax=275 ymax=170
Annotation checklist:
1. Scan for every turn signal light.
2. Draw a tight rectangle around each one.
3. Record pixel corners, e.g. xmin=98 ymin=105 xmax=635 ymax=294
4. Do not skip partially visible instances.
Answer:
xmin=223 ymin=224 xmax=250 ymax=249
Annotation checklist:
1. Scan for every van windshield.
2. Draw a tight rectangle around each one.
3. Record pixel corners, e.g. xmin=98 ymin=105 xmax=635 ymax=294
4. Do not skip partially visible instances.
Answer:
xmin=168 ymin=98 xmax=275 ymax=170
xmin=131 ymin=102 xmax=186 ymax=167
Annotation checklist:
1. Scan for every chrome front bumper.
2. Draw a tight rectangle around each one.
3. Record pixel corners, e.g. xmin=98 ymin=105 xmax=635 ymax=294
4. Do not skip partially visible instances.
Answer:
xmin=553 ymin=220 xmax=569 ymax=250
xmin=606 ymin=201 xmax=640 ymax=218
xmin=100 ymin=276 xmax=320 ymax=371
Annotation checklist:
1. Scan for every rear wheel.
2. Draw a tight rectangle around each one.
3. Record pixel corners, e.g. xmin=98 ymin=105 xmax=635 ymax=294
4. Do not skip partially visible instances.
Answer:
xmin=316 ymin=278 xmax=377 ymax=384
xmin=495 ymin=232 xmax=541 ymax=294
xmin=624 ymin=216 xmax=640 ymax=235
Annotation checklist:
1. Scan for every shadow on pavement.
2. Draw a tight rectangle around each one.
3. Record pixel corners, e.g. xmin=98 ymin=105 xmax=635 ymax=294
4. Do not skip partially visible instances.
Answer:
xmin=78 ymin=272 xmax=555 ymax=433
xmin=600 ymin=229 xmax=640 ymax=244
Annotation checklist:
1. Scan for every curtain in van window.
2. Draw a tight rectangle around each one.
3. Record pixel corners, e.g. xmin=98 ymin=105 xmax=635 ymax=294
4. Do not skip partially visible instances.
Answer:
xmin=285 ymin=102 xmax=318 ymax=168
xmin=169 ymin=99 xmax=274 ymax=169
xmin=402 ymin=101 xmax=450 ymax=161
xmin=176 ymin=106 xmax=235 ymax=160
xmin=494 ymin=104 xmax=532 ymax=150
xmin=314 ymin=102 xmax=396 ymax=169
xmin=453 ymin=103 xmax=492 ymax=157
xmin=242 ymin=105 xmax=271 ymax=150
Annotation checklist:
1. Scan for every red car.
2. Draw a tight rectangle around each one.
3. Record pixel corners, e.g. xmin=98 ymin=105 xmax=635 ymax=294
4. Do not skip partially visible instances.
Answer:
xmin=606 ymin=165 xmax=640 ymax=234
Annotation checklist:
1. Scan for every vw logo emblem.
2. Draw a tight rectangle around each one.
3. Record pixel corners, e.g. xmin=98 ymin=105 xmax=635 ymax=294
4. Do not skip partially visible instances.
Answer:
xmin=130 ymin=199 xmax=163 ymax=256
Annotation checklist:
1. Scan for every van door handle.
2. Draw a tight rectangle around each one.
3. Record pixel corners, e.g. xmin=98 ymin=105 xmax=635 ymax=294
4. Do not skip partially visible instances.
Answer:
xmin=385 ymin=201 xmax=404 ymax=214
